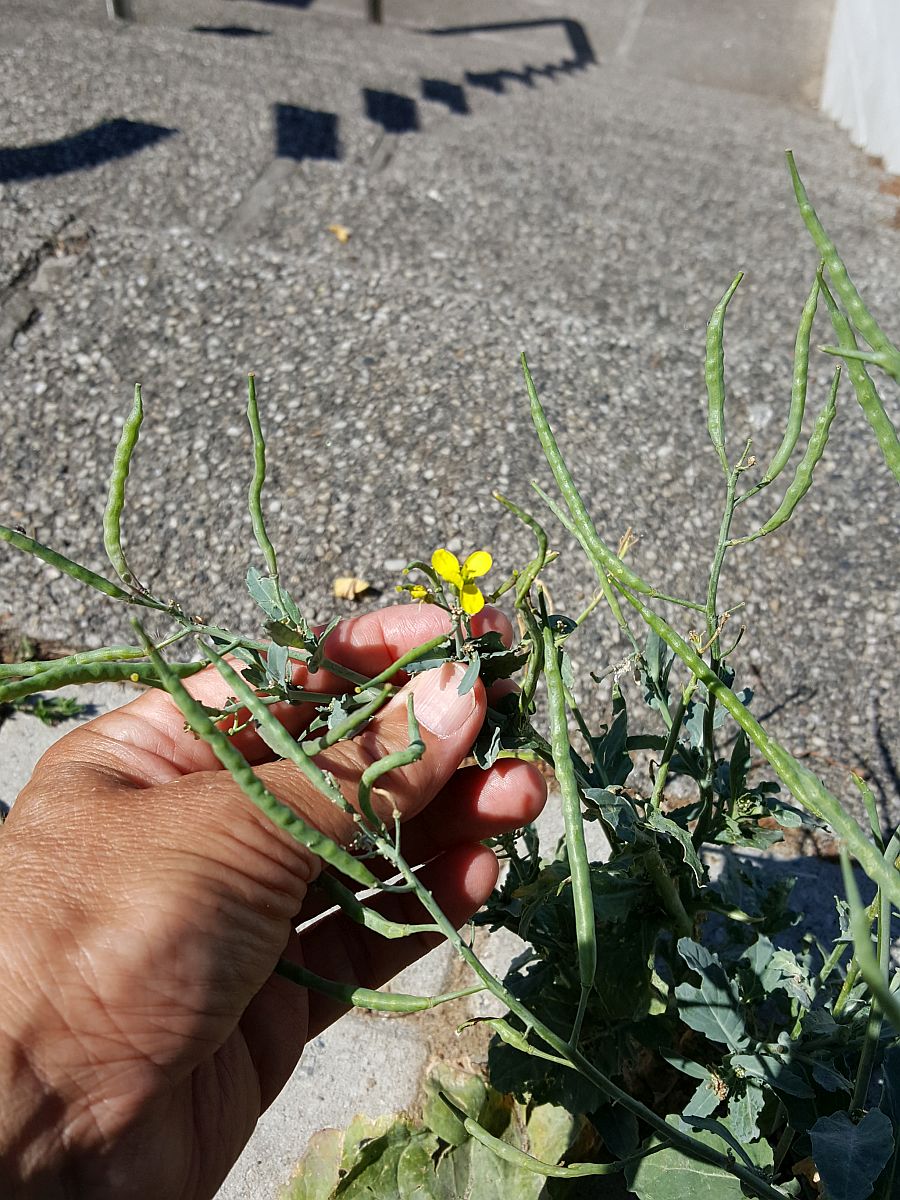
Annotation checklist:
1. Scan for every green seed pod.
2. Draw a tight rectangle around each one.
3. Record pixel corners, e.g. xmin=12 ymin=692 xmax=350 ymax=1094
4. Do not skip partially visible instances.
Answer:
xmin=738 ymin=366 xmax=840 ymax=544
xmin=705 ymin=272 xmax=743 ymax=475
xmin=103 ymin=383 xmax=143 ymax=588
xmin=760 ymin=273 xmax=819 ymax=485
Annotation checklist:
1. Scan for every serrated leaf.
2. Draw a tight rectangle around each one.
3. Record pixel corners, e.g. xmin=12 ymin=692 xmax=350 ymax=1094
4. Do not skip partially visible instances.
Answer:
xmin=676 ymin=939 xmax=749 ymax=1052
xmin=810 ymin=1109 xmax=894 ymax=1200
xmin=626 ymin=1115 xmax=771 ymax=1200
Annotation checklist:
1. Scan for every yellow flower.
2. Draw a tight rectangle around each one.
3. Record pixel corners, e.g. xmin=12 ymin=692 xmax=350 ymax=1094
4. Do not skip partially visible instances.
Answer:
xmin=408 ymin=584 xmax=429 ymax=601
xmin=431 ymin=548 xmax=492 ymax=615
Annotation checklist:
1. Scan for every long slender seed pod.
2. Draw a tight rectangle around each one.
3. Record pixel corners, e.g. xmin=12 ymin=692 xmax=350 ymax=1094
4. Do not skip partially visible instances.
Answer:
xmin=0 ymin=644 xmax=151 ymax=679
xmin=787 ymin=151 xmax=900 ymax=380
xmin=139 ymin=628 xmax=381 ymax=888
xmin=246 ymin=373 xmax=280 ymax=582
xmin=492 ymin=492 xmax=548 ymax=604
xmin=302 ymin=685 xmax=393 ymax=757
xmin=441 ymin=1096 xmax=666 ymax=1178
xmin=615 ymin=586 xmax=900 ymax=915
xmin=275 ymin=958 xmax=483 ymax=1012
xmin=530 ymin=482 xmax=705 ymax=615
xmin=760 ymin=273 xmax=820 ymax=485
xmin=839 ymin=850 xmax=900 ymax=1031
xmin=0 ymin=658 xmax=203 ymax=705
xmin=705 ymin=273 xmax=743 ymax=475
xmin=819 ymin=278 xmax=900 ymax=483
xmin=542 ymin=622 xmax=596 ymax=1047
xmin=522 ymin=355 xmax=651 ymax=597
xmin=0 ymin=522 xmax=134 ymax=602
xmin=357 ymin=698 xmax=424 ymax=826
xmin=197 ymin=642 xmax=373 ymax=836
xmin=103 ymin=383 xmax=143 ymax=588
xmin=314 ymin=873 xmax=440 ymax=940
xmin=358 ymin=635 xmax=449 ymax=691
xmin=734 ymin=365 xmax=839 ymax=544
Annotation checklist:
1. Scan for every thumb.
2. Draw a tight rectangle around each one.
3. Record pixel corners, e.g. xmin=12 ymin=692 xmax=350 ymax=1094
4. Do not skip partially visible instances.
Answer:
xmin=314 ymin=661 xmax=486 ymax=831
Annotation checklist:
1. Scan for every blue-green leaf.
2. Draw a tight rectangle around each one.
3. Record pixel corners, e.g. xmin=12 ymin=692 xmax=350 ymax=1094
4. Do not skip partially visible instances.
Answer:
xmin=809 ymin=1109 xmax=894 ymax=1200
xmin=675 ymin=939 xmax=750 ymax=1052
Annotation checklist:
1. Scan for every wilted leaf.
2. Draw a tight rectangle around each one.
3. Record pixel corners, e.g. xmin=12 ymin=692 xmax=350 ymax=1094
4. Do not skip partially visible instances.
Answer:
xmin=809 ymin=1109 xmax=894 ymax=1200
xmin=647 ymin=809 xmax=705 ymax=883
xmin=333 ymin=576 xmax=371 ymax=600
xmin=282 ymin=1127 xmax=344 ymax=1199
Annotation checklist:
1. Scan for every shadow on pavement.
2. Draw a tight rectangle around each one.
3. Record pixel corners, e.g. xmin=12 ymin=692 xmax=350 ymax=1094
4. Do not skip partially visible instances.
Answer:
xmin=0 ymin=118 xmax=177 ymax=184
xmin=191 ymin=25 xmax=272 ymax=38
xmin=275 ymin=104 xmax=340 ymax=161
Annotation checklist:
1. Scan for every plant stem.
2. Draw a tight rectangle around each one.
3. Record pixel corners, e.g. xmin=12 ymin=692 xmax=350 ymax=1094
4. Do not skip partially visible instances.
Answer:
xmin=643 ymin=845 xmax=694 ymax=938
xmin=649 ymin=676 xmax=697 ymax=810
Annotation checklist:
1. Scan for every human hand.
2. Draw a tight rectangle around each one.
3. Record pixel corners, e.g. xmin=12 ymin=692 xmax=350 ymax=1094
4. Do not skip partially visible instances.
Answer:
xmin=0 ymin=604 xmax=546 ymax=1199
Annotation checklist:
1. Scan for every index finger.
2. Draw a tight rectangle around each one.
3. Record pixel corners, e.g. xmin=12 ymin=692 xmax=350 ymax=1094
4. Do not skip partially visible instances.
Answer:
xmin=36 ymin=603 xmax=513 ymax=786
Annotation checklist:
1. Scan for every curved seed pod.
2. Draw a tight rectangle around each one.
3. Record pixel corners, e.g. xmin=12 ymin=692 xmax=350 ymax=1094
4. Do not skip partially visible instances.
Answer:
xmin=144 ymin=629 xmax=381 ymax=889
xmin=492 ymin=491 xmax=548 ymax=605
xmin=522 ymin=354 xmax=651 ymax=597
xmin=542 ymin=622 xmax=596 ymax=1046
xmin=0 ymin=522 xmax=133 ymax=602
xmin=246 ymin=373 xmax=280 ymax=581
xmin=819 ymin=277 xmax=900 ymax=483
xmin=0 ymin=658 xmax=203 ymax=705
xmin=314 ymin=872 xmax=439 ymax=940
xmin=276 ymin=959 xmax=483 ymax=1012
xmin=302 ymin=685 xmax=392 ymax=756
xmin=737 ymin=366 xmax=839 ymax=544
xmin=357 ymin=697 xmax=424 ymax=825
xmin=103 ymin=383 xmax=143 ymax=588
xmin=787 ymin=151 xmax=900 ymax=381
xmin=760 ymin=273 xmax=820 ymax=485
xmin=439 ymin=1093 xmax=665 ymax=1178
xmin=705 ymin=273 xmax=743 ymax=475
xmin=359 ymin=634 xmax=449 ymax=691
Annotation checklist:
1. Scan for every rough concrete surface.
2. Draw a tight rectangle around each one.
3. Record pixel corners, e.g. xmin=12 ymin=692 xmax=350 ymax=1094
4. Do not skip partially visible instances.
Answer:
xmin=1 ymin=0 xmax=898 ymax=1195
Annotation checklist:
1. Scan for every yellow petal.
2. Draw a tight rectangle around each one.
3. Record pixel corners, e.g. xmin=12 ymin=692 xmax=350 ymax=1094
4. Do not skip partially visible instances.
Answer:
xmin=327 ymin=223 xmax=351 ymax=243
xmin=409 ymin=584 xmax=429 ymax=601
xmin=460 ymin=584 xmax=485 ymax=615
xmin=432 ymin=548 xmax=462 ymax=586
xmin=462 ymin=550 xmax=492 ymax=580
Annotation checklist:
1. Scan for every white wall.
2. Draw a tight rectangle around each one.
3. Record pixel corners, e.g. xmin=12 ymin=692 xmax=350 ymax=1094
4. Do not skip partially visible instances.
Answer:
xmin=821 ymin=0 xmax=900 ymax=174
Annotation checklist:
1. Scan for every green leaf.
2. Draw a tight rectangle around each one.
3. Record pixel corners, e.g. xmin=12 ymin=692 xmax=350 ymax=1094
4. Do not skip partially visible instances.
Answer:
xmin=266 ymin=641 xmax=289 ymax=685
xmin=422 ymin=1064 xmax=488 ymax=1147
xmin=730 ymin=1053 xmax=814 ymax=1099
xmin=583 ymin=788 xmax=638 ymax=842
xmin=396 ymin=1131 xmax=442 ymax=1200
xmin=524 ymin=1102 xmax=579 ymax=1165
xmin=675 ymin=939 xmax=749 ymax=1052
xmin=647 ymin=809 xmax=705 ymax=883
xmin=726 ymin=1079 xmax=767 ymax=1143
xmin=457 ymin=654 xmax=480 ymax=697
xmin=684 ymin=1076 xmax=723 ymax=1119
xmin=809 ymin=1109 xmax=894 ymax=1200
xmin=626 ymin=1116 xmax=771 ymax=1200
xmin=247 ymin=565 xmax=284 ymax=622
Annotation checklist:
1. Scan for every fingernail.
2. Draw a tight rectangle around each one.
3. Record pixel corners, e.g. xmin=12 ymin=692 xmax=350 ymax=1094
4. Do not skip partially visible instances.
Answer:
xmin=407 ymin=663 xmax=477 ymax=739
